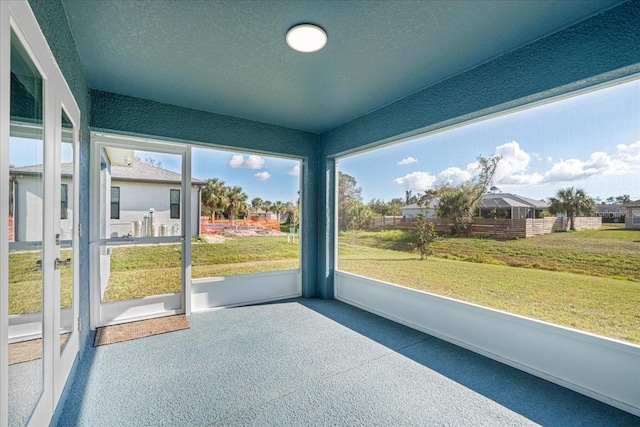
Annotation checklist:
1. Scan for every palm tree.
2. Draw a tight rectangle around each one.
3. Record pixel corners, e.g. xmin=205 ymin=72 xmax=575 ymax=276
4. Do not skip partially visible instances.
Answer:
xmin=251 ymin=197 xmax=263 ymax=214
xmin=273 ymin=201 xmax=285 ymax=222
xmin=548 ymin=187 xmax=595 ymax=231
xmin=225 ymin=186 xmax=248 ymax=225
xmin=262 ymin=200 xmax=273 ymax=216
xmin=201 ymin=178 xmax=228 ymax=221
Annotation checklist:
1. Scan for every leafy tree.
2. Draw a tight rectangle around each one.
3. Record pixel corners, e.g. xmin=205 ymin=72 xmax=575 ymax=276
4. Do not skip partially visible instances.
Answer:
xmin=201 ymin=178 xmax=228 ymax=221
xmin=414 ymin=190 xmax=437 ymax=260
xmin=436 ymin=155 xmax=501 ymax=235
xmin=251 ymin=197 xmax=263 ymax=212
xmin=387 ymin=198 xmax=404 ymax=216
xmin=284 ymin=200 xmax=299 ymax=226
xmin=262 ymin=200 xmax=273 ymax=214
xmin=338 ymin=172 xmax=365 ymax=230
xmin=548 ymin=187 xmax=596 ymax=231
xmin=615 ymin=195 xmax=631 ymax=204
xmin=343 ymin=202 xmax=374 ymax=231
xmin=225 ymin=186 xmax=248 ymax=225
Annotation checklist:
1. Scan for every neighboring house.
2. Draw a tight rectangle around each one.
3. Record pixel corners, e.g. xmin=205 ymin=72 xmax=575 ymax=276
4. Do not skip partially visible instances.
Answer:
xmin=478 ymin=193 xmax=549 ymax=219
xmin=595 ymin=203 xmax=626 ymax=223
xmin=11 ymin=160 xmax=205 ymax=241
xmin=251 ymin=209 xmax=278 ymax=220
xmin=9 ymin=163 xmax=75 ymax=242
xmin=622 ymin=200 xmax=640 ymax=229
xmin=401 ymin=198 xmax=438 ymax=218
xmin=401 ymin=193 xmax=549 ymax=220
xmin=105 ymin=160 xmax=205 ymax=238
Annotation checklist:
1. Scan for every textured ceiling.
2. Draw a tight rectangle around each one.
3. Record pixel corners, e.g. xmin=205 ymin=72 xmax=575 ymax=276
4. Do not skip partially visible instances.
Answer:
xmin=62 ymin=0 xmax=622 ymax=134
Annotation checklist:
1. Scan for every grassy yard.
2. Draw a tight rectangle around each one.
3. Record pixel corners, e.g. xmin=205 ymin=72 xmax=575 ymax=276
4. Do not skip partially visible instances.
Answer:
xmin=340 ymin=224 xmax=640 ymax=281
xmin=338 ymin=224 xmax=640 ymax=344
xmin=8 ymin=249 xmax=73 ymax=315
xmin=102 ymin=236 xmax=299 ymax=301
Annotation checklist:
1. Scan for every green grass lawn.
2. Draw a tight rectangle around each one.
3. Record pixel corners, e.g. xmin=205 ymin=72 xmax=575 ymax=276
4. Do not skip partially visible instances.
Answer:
xmin=341 ymin=224 xmax=640 ymax=281
xmin=8 ymin=249 xmax=73 ymax=315
xmin=102 ymin=236 xmax=299 ymax=302
xmin=338 ymin=224 xmax=640 ymax=344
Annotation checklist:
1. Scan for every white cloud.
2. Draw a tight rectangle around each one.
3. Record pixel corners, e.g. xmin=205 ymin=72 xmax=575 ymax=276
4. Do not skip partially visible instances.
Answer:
xmin=437 ymin=167 xmax=472 ymax=186
xmin=288 ymin=165 xmax=300 ymax=176
xmin=228 ymin=154 xmax=265 ymax=169
xmin=492 ymin=141 xmax=534 ymax=185
xmin=254 ymin=171 xmax=271 ymax=181
xmin=617 ymin=140 xmax=640 ymax=163
xmin=393 ymin=171 xmax=437 ymax=191
xmin=543 ymin=151 xmax=627 ymax=182
xmin=397 ymin=156 xmax=418 ymax=165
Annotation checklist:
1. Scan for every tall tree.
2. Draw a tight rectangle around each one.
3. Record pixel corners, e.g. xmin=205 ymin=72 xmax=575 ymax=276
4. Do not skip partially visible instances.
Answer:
xmin=338 ymin=172 xmax=365 ymax=230
xmin=273 ymin=201 xmax=285 ymax=222
xmin=251 ymin=197 xmax=263 ymax=212
xmin=201 ymin=178 xmax=228 ymax=221
xmin=548 ymin=187 xmax=595 ymax=231
xmin=225 ymin=186 xmax=248 ymax=225
xmin=262 ymin=200 xmax=273 ymax=215
xmin=436 ymin=155 xmax=501 ymax=235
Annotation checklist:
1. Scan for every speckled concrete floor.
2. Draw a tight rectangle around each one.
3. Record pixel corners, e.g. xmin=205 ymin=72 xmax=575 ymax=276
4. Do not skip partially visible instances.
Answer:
xmin=54 ymin=298 xmax=639 ymax=426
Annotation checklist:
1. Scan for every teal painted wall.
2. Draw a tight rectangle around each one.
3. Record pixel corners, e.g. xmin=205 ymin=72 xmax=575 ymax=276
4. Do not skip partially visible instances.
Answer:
xmin=316 ymin=1 xmax=640 ymax=297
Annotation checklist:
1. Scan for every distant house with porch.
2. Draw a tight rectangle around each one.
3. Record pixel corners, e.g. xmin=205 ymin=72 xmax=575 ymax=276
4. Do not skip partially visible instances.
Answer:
xmin=622 ymin=200 xmax=640 ymax=229
xmin=401 ymin=193 xmax=548 ymax=220
xmin=478 ymin=193 xmax=549 ymax=219
xmin=595 ymin=203 xmax=626 ymax=223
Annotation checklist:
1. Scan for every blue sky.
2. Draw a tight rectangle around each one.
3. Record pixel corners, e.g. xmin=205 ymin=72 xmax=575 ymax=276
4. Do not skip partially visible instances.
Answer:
xmin=132 ymin=147 xmax=301 ymax=203
xmin=340 ymin=78 xmax=640 ymax=203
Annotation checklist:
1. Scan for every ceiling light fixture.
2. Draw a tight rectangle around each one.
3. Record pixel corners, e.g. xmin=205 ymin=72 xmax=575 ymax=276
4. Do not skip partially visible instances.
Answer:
xmin=286 ymin=24 xmax=327 ymax=53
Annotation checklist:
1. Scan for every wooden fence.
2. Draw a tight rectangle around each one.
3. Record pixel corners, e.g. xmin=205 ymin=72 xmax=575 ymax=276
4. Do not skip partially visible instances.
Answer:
xmin=368 ymin=216 xmax=602 ymax=238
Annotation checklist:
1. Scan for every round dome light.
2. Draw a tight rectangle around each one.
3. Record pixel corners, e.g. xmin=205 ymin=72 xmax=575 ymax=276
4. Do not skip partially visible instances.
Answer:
xmin=286 ymin=24 xmax=327 ymax=53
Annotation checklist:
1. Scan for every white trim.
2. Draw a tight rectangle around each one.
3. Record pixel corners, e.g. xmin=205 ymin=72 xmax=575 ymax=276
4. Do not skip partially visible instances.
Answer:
xmin=191 ymin=269 xmax=301 ymax=312
xmin=97 ymin=293 xmax=183 ymax=327
xmin=0 ymin=5 xmax=11 ymax=426
xmin=335 ymin=271 xmax=640 ymax=417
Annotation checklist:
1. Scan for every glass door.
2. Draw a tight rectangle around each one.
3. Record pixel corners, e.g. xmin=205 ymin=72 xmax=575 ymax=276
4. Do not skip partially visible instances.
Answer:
xmin=6 ymin=29 xmax=46 ymax=427
xmin=2 ymin=2 xmax=80 ymax=425
xmin=91 ymin=137 xmax=188 ymax=326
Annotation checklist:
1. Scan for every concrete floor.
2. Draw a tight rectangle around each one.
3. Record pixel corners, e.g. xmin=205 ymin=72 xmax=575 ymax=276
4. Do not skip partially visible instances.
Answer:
xmin=55 ymin=298 xmax=639 ymax=426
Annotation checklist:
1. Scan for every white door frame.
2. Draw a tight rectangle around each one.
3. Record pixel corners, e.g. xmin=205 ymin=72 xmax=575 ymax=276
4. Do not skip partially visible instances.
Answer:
xmin=54 ymin=65 xmax=80 ymax=405
xmin=89 ymin=133 xmax=191 ymax=328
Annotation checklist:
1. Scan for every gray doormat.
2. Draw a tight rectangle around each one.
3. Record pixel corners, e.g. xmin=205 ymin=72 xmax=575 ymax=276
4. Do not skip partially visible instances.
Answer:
xmin=94 ymin=314 xmax=190 ymax=347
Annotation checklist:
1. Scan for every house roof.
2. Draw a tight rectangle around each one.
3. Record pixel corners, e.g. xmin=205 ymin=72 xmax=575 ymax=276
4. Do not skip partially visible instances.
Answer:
xmin=402 ymin=193 xmax=549 ymax=211
xmin=11 ymin=162 xmax=205 ymax=186
xmin=622 ymin=200 xmax=640 ymax=208
xmin=480 ymin=193 xmax=549 ymax=209
xmin=61 ymin=0 xmax=620 ymax=134
xmin=112 ymin=161 xmax=205 ymax=185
